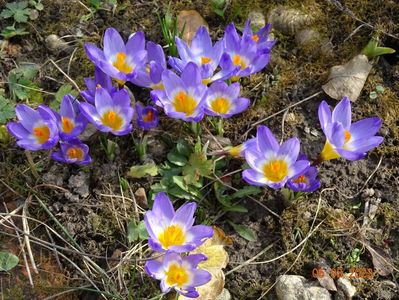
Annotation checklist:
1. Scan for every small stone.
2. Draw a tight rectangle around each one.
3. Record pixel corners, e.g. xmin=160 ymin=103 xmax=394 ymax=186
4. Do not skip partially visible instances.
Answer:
xmin=304 ymin=126 xmax=310 ymax=134
xmin=177 ymin=10 xmax=208 ymax=45
xmin=45 ymin=34 xmax=69 ymax=54
xmin=248 ymin=11 xmax=266 ymax=29
xmin=29 ymin=9 xmax=39 ymax=20
xmin=68 ymin=171 xmax=90 ymax=198
xmin=337 ymin=278 xmax=356 ymax=299
xmin=134 ymin=187 xmax=148 ymax=209
xmin=362 ymin=188 xmax=375 ymax=197
xmin=285 ymin=112 xmax=297 ymax=124
xmin=276 ymin=275 xmax=332 ymax=300
xmin=268 ymin=6 xmax=313 ymax=35
xmin=307 ymin=286 xmax=332 ymax=300
xmin=310 ymin=129 xmax=319 ymax=137
xmin=216 ymin=288 xmax=231 ymax=300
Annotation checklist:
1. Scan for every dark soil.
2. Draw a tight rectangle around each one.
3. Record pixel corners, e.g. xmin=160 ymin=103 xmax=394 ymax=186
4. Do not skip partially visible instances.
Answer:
xmin=0 ymin=0 xmax=398 ymax=299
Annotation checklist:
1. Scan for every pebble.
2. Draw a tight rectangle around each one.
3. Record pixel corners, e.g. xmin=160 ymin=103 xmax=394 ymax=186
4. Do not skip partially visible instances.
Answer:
xmin=134 ymin=187 xmax=148 ymax=209
xmin=275 ymin=275 xmax=332 ymax=300
xmin=336 ymin=278 xmax=356 ymax=299
xmin=177 ymin=10 xmax=208 ymax=45
xmin=216 ymin=288 xmax=231 ymax=300
xmin=248 ymin=11 xmax=266 ymax=29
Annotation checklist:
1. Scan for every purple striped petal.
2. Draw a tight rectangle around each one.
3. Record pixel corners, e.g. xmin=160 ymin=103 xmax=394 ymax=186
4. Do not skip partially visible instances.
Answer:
xmin=332 ymin=97 xmax=351 ymax=129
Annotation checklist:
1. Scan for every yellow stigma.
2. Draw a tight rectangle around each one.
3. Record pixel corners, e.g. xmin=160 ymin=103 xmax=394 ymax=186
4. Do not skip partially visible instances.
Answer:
xmin=252 ymin=34 xmax=259 ymax=42
xmin=263 ymin=159 xmax=288 ymax=182
xmin=344 ymin=130 xmax=351 ymax=143
xmin=67 ymin=147 xmax=84 ymax=160
xmin=33 ymin=125 xmax=50 ymax=144
xmin=142 ymin=110 xmax=155 ymax=122
xmin=201 ymin=56 xmax=212 ymax=64
xmin=173 ymin=91 xmax=197 ymax=116
xmin=150 ymin=82 xmax=164 ymax=90
xmin=61 ymin=117 xmax=74 ymax=133
xmin=320 ymin=141 xmax=340 ymax=161
xmin=292 ymin=174 xmax=307 ymax=184
xmin=113 ymin=52 xmax=133 ymax=74
xmin=165 ymin=264 xmax=189 ymax=287
xmin=158 ymin=225 xmax=185 ymax=249
xmin=232 ymin=54 xmax=247 ymax=70
xmin=101 ymin=111 xmax=124 ymax=131
xmin=211 ymin=97 xmax=230 ymax=114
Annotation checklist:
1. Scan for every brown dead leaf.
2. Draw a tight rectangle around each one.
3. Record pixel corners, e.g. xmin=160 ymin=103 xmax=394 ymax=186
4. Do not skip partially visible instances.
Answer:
xmin=179 ymin=227 xmax=231 ymax=300
xmin=322 ymin=54 xmax=372 ymax=101
xmin=365 ymin=243 xmax=394 ymax=276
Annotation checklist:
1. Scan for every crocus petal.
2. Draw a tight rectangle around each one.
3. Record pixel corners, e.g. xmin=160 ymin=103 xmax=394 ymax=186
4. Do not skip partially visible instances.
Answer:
xmin=244 ymin=148 xmax=266 ymax=172
xmin=147 ymin=41 xmax=166 ymax=67
xmin=186 ymin=225 xmax=214 ymax=244
xmin=85 ymin=43 xmax=107 ymax=63
xmin=183 ymin=253 xmax=207 ymax=269
xmin=112 ymin=89 xmax=131 ymax=108
xmin=104 ymin=27 xmax=125 ymax=59
xmin=172 ymin=202 xmax=196 ymax=229
xmin=181 ymin=62 xmax=201 ymax=89
xmin=278 ymin=137 xmax=300 ymax=163
xmin=242 ymin=169 xmax=268 ymax=186
xmin=144 ymin=259 xmax=164 ymax=280
xmin=257 ymin=125 xmax=279 ymax=153
xmin=126 ymin=31 xmax=145 ymax=54
xmin=189 ymin=269 xmax=212 ymax=286
xmin=160 ymin=280 xmax=171 ymax=293
xmin=175 ymin=37 xmax=193 ymax=62
xmin=15 ymin=104 xmax=40 ymax=131
xmin=7 ymin=122 xmax=29 ymax=139
xmin=332 ymin=97 xmax=351 ymax=129
xmin=346 ymin=136 xmax=383 ymax=153
xmin=318 ymin=100 xmax=332 ymax=133
xmin=60 ymin=95 xmax=76 ymax=119
xmin=79 ymin=103 xmax=101 ymax=125
xmin=179 ymin=289 xmax=199 ymax=298
xmin=350 ymin=117 xmax=382 ymax=140
xmin=224 ymin=23 xmax=240 ymax=51
xmin=94 ymin=87 xmax=114 ymax=111
xmin=191 ymin=26 xmax=212 ymax=54
xmin=289 ymin=160 xmax=310 ymax=179
xmin=152 ymin=192 xmax=175 ymax=220
xmin=336 ymin=149 xmax=366 ymax=161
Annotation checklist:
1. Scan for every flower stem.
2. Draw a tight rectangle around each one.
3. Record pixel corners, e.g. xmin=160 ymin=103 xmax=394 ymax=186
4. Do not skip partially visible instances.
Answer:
xmin=216 ymin=118 xmax=224 ymax=136
xmin=25 ymin=150 xmax=39 ymax=180
xmin=190 ymin=121 xmax=201 ymax=136
xmin=137 ymin=131 xmax=148 ymax=162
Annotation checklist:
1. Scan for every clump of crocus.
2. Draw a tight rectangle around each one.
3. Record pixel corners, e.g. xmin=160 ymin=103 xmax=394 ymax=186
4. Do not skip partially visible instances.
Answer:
xmin=286 ymin=155 xmax=320 ymax=192
xmin=242 ymin=126 xmax=309 ymax=189
xmin=169 ymin=26 xmax=230 ymax=83
xmin=79 ymin=87 xmax=134 ymax=136
xmin=242 ymin=20 xmax=276 ymax=54
xmin=221 ymin=22 xmax=272 ymax=81
xmin=51 ymin=139 xmax=92 ymax=165
xmin=81 ymin=67 xmax=116 ymax=103
xmin=7 ymin=104 xmax=59 ymax=150
xmin=145 ymin=252 xmax=211 ymax=298
xmin=54 ymin=95 xmax=87 ymax=141
xmin=131 ymin=41 xmax=166 ymax=90
xmin=144 ymin=192 xmax=214 ymax=252
xmin=135 ymin=103 xmax=159 ymax=130
xmin=85 ymin=28 xmax=147 ymax=83
xmin=318 ymin=97 xmax=383 ymax=161
xmin=151 ymin=63 xmax=207 ymax=122
xmin=204 ymin=81 xmax=250 ymax=118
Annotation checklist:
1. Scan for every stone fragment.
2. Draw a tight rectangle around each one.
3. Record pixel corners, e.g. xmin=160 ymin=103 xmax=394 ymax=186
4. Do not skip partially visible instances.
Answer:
xmin=336 ymin=278 xmax=356 ymax=299
xmin=177 ymin=10 xmax=208 ymax=45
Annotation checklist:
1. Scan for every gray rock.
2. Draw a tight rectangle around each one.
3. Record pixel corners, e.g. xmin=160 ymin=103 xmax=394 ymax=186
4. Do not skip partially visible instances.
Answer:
xmin=276 ymin=275 xmax=332 ymax=300
xmin=68 ymin=171 xmax=90 ymax=198
xmin=336 ymin=278 xmax=356 ymax=299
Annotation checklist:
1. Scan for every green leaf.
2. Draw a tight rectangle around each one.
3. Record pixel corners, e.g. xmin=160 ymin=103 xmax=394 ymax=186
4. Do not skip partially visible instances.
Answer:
xmin=50 ymin=84 xmax=78 ymax=110
xmin=176 ymin=140 xmax=191 ymax=157
xmin=231 ymin=186 xmax=261 ymax=199
xmin=182 ymin=152 xmax=213 ymax=185
xmin=0 ymin=251 xmax=19 ymax=271
xmin=224 ymin=205 xmax=248 ymax=213
xmin=369 ymin=91 xmax=378 ymax=99
xmin=90 ymin=0 xmax=102 ymax=9
xmin=228 ymin=221 xmax=257 ymax=242
xmin=127 ymin=163 xmax=158 ymax=178
xmin=127 ymin=220 xmax=148 ymax=242
xmin=1 ymin=1 xmax=30 ymax=23
xmin=1 ymin=25 xmax=29 ymax=39
xmin=167 ymin=150 xmax=188 ymax=166
xmin=0 ymin=95 xmax=16 ymax=124
xmin=362 ymin=38 xmax=395 ymax=59
xmin=375 ymin=85 xmax=385 ymax=93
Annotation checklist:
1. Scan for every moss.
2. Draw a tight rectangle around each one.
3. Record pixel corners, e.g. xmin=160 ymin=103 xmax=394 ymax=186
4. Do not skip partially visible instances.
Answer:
xmin=4 ymin=286 xmax=24 ymax=300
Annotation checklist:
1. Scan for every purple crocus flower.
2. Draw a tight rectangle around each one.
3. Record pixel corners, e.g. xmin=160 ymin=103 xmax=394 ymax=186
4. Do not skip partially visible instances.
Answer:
xmin=286 ymin=155 xmax=320 ymax=192
xmin=318 ymin=97 xmax=383 ymax=161
xmin=169 ymin=26 xmax=231 ymax=83
xmin=7 ymin=104 xmax=59 ymax=151
xmin=242 ymin=126 xmax=309 ymax=189
xmin=227 ymin=138 xmax=256 ymax=158
xmin=79 ymin=87 xmax=134 ymax=136
xmin=144 ymin=192 xmax=214 ymax=253
xmin=130 ymin=41 xmax=166 ymax=90
xmin=242 ymin=20 xmax=276 ymax=54
xmin=84 ymin=28 xmax=147 ymax=83
xmin=204 ymin=81 xmax=250 ymax=118
xmin=81 ymin=67 xmax=117 ymax=103
xmin=150 ymin=63 xmax=207 ymax=122
xmin=54 ymin=95 xmax=87 ymax=141
xmin=51 ymin=139 xmax=92 ymax=165
xmin=135 ymin=103 xmax=159 ymax=130
xmin=145 ymin=252 xmax=211 ymax=298
xmin=221 ymin=22 xmax=271 ymax=81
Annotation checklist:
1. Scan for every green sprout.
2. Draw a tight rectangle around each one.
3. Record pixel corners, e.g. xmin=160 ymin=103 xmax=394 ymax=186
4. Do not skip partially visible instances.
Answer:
xmin=362 ymin=37 xmax=395 ymax=59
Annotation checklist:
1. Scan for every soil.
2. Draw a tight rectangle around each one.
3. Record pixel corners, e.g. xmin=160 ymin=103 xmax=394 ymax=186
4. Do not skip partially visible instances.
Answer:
xmin=0 ymin=0 xmax=398 ymax=299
